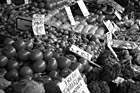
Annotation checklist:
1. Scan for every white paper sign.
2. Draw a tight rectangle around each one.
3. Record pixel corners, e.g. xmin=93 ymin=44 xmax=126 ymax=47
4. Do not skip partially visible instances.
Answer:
xmin=32 ymin=14 xmax=46 ymax=35
xmin=6 ymin=0 xmax=11 ymax=4
xmin=115 ymin=11 xmax=122 ymax=20
xmin=77 ymin=0 xmax=90 ymax=17
xmin=25 ymin=0 xmax=29 ymax=4
xmin=65 ymin=6 xmax=76 ymax=25
xmin=59 ymin=69 xmax=90 ymax=93
xmin=70 ymin=45 xmax=92 ymax=61
xmin=106 ymin=32 xmax=119 ymax=61
xmin=112 ymin=22 xmax=120 ymax=32
xmin=103 ymin=20 xmax=114 ymax=33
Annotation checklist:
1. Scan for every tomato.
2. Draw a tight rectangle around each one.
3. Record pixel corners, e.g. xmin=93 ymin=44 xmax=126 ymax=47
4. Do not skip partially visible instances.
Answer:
xmin=66 ymin=54 xmax=77 ymax=63
xmin=82 ymin=74 xmax=87 ymax=84
xmin=60 ymin=68 xmax=72 ymax=78
xmin=0 ymin=68 xmax=7 ymax=77
xmin=49 ymin=70 xmax=60 ymax=79
xmin=0 ymin=55 xmax=8 ymax=67
xmin=57 ymin=56 xmax=71 ymax=69
xmin=7 ymin=60 xmax=20 ymax=70
xmin=38 ymin=2 xmax=45 ymax=8
xmin=70 ymin=62 xmax=84 ymax=73
xmin=5 ymin=69 xmax=19 ymax=81
xmin=2 ymin=46 xmax=16 ymax=59
xmin=53 ymin=52 xmax=63 ymax=59
xmin=83 ymin=65 xmax=93 ymax=73
xmin=54 ymin=77 xmax=64 ymax=82
xmin=46 ymin=58 xmax=58 ymax=72
xmin=17 ymin=49 xmax=30 ymax=61
xmin=78 ymin=58 xmax=89 ymax=71
xmin=45 ymin=3 xmax=54 ymax=10
xmin=30 ymin=49 xmax=43 ymax=62
xmin=43 ymin=50 xmax=53 ymax=61
xmin=13 ymin=39 xmax=26 ymax=50
xmin=25 ymin=40 xmax=34 ymax=50
xmin=4 ymin=38 xmax=15 ymax=46
xmin=19 ymin=66 xmax=33 ymax=77
xmin=32 ymin=2 xmax=38 ymax=7
xmin=32 ymin=60 xmax=46 ymax=73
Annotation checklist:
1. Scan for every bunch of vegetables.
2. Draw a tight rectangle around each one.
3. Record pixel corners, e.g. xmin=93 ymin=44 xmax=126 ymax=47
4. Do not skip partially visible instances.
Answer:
xmin=32 ymin=0 xmax=73 ymax=10
xmin=1 ymin=0 xmax=140 ymax=93
xmin=0 ymin=30 xmax=104 ymax=92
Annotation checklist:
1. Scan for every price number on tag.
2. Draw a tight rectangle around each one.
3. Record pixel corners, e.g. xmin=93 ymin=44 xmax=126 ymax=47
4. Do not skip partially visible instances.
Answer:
xmin=32 ymin=14 xmax=45 ymax=35
xmin=70 ymin=45 xmax=92 ymax=61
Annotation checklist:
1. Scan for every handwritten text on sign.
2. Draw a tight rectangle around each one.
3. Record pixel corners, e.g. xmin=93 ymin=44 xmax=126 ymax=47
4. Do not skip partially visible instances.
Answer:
xmin=32 ymin=14 xmax=45 ymax=35
xmin=59 ymin=69 xmax=90 ymax=93
xmin=70 ymin=45 xmax=92 ymax=61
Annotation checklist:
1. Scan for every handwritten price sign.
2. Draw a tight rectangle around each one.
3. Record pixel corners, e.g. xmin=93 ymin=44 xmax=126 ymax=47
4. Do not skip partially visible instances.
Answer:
xmin=70 ymin=45 xmax=92 ymax=61
xmin=32 ymin=14 xmax=45 ymax=35
xmin=59 ymin=69 xmax=90 ymax=93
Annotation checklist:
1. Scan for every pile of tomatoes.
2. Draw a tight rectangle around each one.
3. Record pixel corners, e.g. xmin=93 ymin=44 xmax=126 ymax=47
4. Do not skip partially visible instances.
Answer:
xmin=0 ymin=37 xmax=95 ymax=84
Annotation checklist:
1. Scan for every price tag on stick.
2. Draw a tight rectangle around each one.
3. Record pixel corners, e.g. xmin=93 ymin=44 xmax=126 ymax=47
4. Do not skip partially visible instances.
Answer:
xmin=32 ymin=14 xmax=46 ymax=35
xmin=70 ymin=45 xmax=92 ymax=61
xmin=103 ymin=20 xmax=114 ymax=33
xmin=77 ymin=0 xmax=90 ymax=17
xmin=106 ymin=32 xmax=119 ymax=61
xmin=6 ymin=0 xmax=11 ymax=4
xmin=70 ymin=45 xmax=101 ymax=68
xmin=114 ymin=10 xmax=122 ymax=20
xmin=65 ymin=6 xmax=76 ymax=26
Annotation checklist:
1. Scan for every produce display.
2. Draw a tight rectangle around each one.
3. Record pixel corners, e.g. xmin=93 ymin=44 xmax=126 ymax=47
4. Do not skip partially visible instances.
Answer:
xmin=1 ymin=0 xmax=140 ymax=93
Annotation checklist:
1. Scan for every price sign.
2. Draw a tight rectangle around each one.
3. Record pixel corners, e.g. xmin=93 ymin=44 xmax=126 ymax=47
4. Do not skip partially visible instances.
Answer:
xmin=106 ymin=32 xmax=119 ymax=61
xmin=77 ymin=0 xmax=90 ymax=17
xmin=114 ymin=11 xmax=122 ymax=20
xmin=16 ymin=16 xmax=32 ymax=31
xmin=65 ymin=6 xmax=76 ymax=26
xmin=6 ymin=0 xmax=12 ymax=4
xmin=70 ymin=45 xmax=92 ymax=61
xmin=32 ymin=14 xmax=46 ymax=35
xmin=112 ymin=22 xmax=120 ymax=32
xmin=103 ymin=20 xmax=114 ymax=36
xmin=24 ymin=0 xmax=29 ymax=4
xmin=106 ymin=32 xmax=113 ymax=44
xmin=59 ymin=69 xmax=90 ymax=93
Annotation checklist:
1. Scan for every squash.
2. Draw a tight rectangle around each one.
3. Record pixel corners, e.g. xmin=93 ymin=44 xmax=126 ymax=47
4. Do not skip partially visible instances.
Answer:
xmin=82 ymin=25 xmax=93 ymax=34
xmin=88 ymin=25 xmax=99 ymax=35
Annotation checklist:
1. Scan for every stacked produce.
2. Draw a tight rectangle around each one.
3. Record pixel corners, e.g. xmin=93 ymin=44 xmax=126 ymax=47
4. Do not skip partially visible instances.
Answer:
xmin=32 ymin=0 xmax=73 ymax=10
xmin=1 ymin=0 xmax=140 ymax=93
